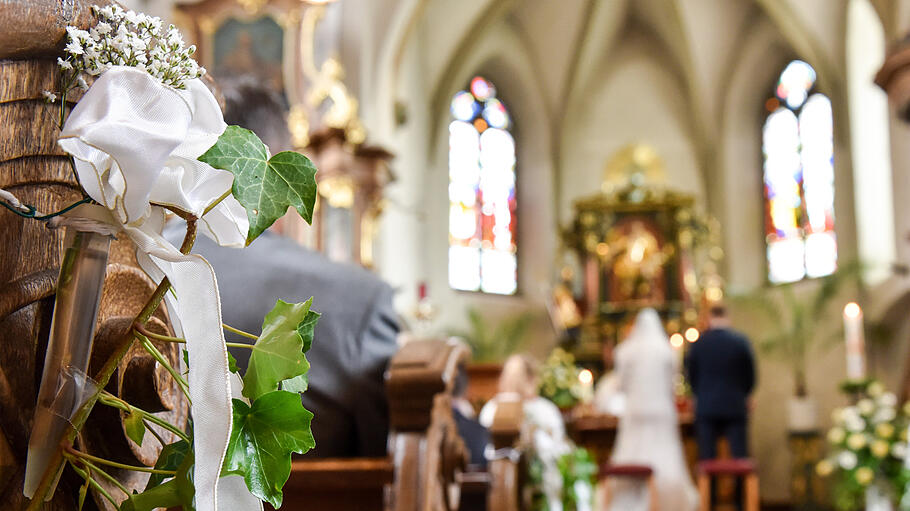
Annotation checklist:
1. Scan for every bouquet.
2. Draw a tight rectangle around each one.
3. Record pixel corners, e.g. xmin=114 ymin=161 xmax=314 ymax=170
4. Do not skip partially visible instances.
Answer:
xmin=539 ymin=348 xmax=586 ymax=409
xmin=816 ymin=380 xmax=910 ymax=510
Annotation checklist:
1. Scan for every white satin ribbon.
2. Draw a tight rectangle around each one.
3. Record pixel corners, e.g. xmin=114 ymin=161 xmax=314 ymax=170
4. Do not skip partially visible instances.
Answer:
xmin=57 ymin=67 xmax=252 ymax=510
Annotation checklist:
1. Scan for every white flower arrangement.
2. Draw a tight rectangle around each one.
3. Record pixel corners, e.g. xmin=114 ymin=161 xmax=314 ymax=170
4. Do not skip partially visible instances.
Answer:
xmin=59 ymin=5 xmax=203 ymax=91
xmin=817 ymin=380 xmax=910 ymax=511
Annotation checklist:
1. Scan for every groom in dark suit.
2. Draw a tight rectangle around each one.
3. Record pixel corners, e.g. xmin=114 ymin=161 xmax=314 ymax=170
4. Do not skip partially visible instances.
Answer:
xmin=685 ymin=304 xmax=756 ymax=459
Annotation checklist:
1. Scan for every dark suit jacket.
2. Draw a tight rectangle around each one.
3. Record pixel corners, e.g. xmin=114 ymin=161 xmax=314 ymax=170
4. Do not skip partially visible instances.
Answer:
xmin=452 ymin=408 xmax=490 ymax=468
xmin=174 ymin=228 xmax=400 ymax=458
xmin=685 ymin=327 xmax=756 ymax=419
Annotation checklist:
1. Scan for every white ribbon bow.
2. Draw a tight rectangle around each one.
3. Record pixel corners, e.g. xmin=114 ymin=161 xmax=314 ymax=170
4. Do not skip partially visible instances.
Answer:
xmin=59 ymin=66 xmax=256 ymax=510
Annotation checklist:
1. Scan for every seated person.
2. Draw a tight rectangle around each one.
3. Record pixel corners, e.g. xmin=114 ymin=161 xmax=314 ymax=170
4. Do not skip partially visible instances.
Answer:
xmin=479 ymin=354 xmax=572 ymax=510
xmin=451 ymin=363 xmax=490 ymax=469
xmin=173 ymin=75 xmax=400 ymax=458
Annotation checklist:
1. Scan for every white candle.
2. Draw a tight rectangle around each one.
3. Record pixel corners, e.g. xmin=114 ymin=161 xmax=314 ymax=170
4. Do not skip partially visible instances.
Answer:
xmin=578 ymin=369 xmax=594 ymax=403
xmin=843 ymin=302 xmax=866 ymax=380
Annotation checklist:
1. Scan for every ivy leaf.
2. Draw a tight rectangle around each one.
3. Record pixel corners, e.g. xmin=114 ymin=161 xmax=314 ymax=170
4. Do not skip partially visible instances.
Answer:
xmin=124 ymin=411 xmax=146 ymax=447
xmin=145 ymin=439 xmax=190 ymax=490
xmin=279 ymin=308 xmax=320 ymax=393
xmin=77 ymin=477 xmax=89 ymax=511
xmin=125 ymin=445 xmax=195 ymax=511
xmin=199 ymin=126 xmax=317 ymax=244
xmin=280 ymin=375 xmax=307 ymax=393
xmin=297 ymin=308 xmax=320 ymax=354
xmin=242 ymin=298 xmax=315 ymax=400
xmin=224 ymin=391 xmax=315 ymax=508
xmin=228 ymin=351 xmax=239 ymax=374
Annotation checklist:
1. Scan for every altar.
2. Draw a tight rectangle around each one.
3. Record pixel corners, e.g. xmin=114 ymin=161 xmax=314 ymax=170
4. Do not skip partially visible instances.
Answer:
xmin=557 ymin=144 xmax=724 ymax=373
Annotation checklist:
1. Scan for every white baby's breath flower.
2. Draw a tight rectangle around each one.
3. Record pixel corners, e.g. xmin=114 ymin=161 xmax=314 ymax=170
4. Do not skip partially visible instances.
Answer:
xmin=64 ymin=40 xmax=84 ymax=56
xmin=893 ymin=442 xmax=907 ymax=459
xmin=42 ymin=90 xmax=57 ymax=103
xmin=59 ymin=6 xmax=203 ymax=89
xmin=858 ymin=399 xmax=876 ymax=416
xmin=880 ymin=392 xmax=898 ymax=407
xmin=94 ymin=21 xmax=112 ymax=35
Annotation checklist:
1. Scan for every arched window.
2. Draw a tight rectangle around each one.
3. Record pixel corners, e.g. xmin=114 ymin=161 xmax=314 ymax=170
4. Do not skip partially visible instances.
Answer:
xmin=448 ymin=76 xmax=518 ymax=295
xmin=763 ymin=60 xmax=836 ymax=284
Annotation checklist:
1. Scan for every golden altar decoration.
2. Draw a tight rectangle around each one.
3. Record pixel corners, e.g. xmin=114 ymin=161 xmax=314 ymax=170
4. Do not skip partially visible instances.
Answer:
xmin=561 ymin=144 xmax=724 ymax=366
xmin=175 ymin=0 xmax=391 ymax=267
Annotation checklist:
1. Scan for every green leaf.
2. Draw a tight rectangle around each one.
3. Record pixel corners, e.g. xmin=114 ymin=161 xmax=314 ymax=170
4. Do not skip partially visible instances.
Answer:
xmin=280 ymin=375 xmax=307 ymax=393
xmin=145 ymin=439 xmax=190 ymax=490
xmin=77 ymin=476 xmax=89 ymax=511
xmin=228 ymin=351 xmax=239 ymax=374
xmin=126 ymin=444 xmax=195 ymax=511
xmin=124 ymin=411 xmax=146 ymax=447
xmin=224 ymin=391 xmax=315 ymax=508
xmin=199 ymin=126 xmax=318 ymax=244
xmin=242 ymin=298 xmax=315 ymax=400
xmin=297 ymin=309 xmax=320 ymax=354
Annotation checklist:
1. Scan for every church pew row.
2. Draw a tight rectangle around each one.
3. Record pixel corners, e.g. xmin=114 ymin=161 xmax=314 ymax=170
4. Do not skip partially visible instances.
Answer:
xmin=282 ymin=338 xmax=482 ymax=511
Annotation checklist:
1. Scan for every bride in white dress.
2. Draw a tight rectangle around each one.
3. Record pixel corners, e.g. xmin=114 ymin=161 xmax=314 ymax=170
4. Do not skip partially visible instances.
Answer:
xmin=605 ymin=308 xmax=697 ymax=511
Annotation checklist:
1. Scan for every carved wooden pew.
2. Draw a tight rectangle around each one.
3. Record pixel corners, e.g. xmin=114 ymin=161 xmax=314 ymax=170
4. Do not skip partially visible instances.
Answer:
xmin=487 ymin=399 xmax=523 ymax=511
xmin=281 ymin=338 xmax=472 ymax=510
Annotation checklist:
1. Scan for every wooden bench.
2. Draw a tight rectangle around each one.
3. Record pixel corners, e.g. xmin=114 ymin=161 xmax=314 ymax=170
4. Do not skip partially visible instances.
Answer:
xmin=280 ymin=338 xmax=473 ymax=510
xmin=697 ymin=458 xmax=759 ymax=511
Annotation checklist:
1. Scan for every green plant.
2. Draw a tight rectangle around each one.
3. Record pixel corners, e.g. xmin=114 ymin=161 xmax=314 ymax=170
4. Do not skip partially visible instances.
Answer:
xmin=733 ymin=261 xmax=861 ymax=397
xmin=557 ymin=448 xmax=597 ymax=511
xmin=538 ymin=348 xmax=584 ymax=409
xmin=449 ymin=308 xmax=533 ymax=363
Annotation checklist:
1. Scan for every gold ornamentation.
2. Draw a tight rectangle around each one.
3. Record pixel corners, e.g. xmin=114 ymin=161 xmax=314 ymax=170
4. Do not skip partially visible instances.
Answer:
xmin=602 ymin=143 xmax=666 ymax=192
xmin=318 ymin=176 xmax=355 ymax=209
xmin=298 ymin=5 xmax=367 ymax=145
xmin=236 ymin=0 xmax=268 ymax=15
xmin=287 ymin=104 xmax=311 ymax=148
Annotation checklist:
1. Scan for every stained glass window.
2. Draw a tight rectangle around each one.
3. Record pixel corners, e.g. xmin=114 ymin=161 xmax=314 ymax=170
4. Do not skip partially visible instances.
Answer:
xmin=763 ymin=60 xmax=837 ymax=284
xmin=448 ymin=76 xmax=518 ymax=294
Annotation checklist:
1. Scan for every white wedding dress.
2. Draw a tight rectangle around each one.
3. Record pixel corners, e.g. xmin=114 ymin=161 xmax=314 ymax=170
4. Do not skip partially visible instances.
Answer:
xmin=605 ymin=309 xmax=698 ymax=511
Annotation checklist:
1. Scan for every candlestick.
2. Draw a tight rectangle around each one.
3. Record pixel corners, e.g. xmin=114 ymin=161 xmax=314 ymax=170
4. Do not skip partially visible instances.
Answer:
xmin=843 ymin=302 xmax=866 ymax=380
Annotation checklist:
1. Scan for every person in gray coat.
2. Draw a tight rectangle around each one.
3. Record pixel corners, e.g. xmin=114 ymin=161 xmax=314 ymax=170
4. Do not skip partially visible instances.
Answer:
xmin=168 ymin=75 xmax=400 ymax=457
xmin=190 ymin=232 xmax=400 ymax=458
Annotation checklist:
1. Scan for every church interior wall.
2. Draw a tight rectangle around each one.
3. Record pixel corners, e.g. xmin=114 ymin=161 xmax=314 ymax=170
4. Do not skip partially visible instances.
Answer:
xmin=417 ymin=18 xmax=559 ymax=357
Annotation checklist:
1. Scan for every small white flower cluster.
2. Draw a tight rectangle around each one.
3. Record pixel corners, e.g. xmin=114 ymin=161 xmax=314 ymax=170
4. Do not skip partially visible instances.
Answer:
xmin=59 ymin=4 xmax=204 ymax=90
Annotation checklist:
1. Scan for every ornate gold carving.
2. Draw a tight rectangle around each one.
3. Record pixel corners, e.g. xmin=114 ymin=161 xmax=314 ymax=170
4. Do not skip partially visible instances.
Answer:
xmin=298 ymin=4 xmax=367 ymax=145
xmin=236 ymin=0 xmax=268 ymax=15
xmin=602 ymin=143 xmax=666 ymax=192
xmin=288 ymin=104 xmax=311 ymax=147
xmin=318 ymin=175 xmax=355 ymax=209
xmin=199 ymin=16 xmax=216 ymax=36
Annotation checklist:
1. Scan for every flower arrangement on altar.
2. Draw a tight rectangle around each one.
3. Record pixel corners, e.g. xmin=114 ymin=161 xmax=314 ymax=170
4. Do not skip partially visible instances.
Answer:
xmin=816 ymin=380 xmax=910 ymax=510
xmin=4 ymin=5 xmax=322 ymax=510
xmin=538 ymin=348 xmax=589 ymax=409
